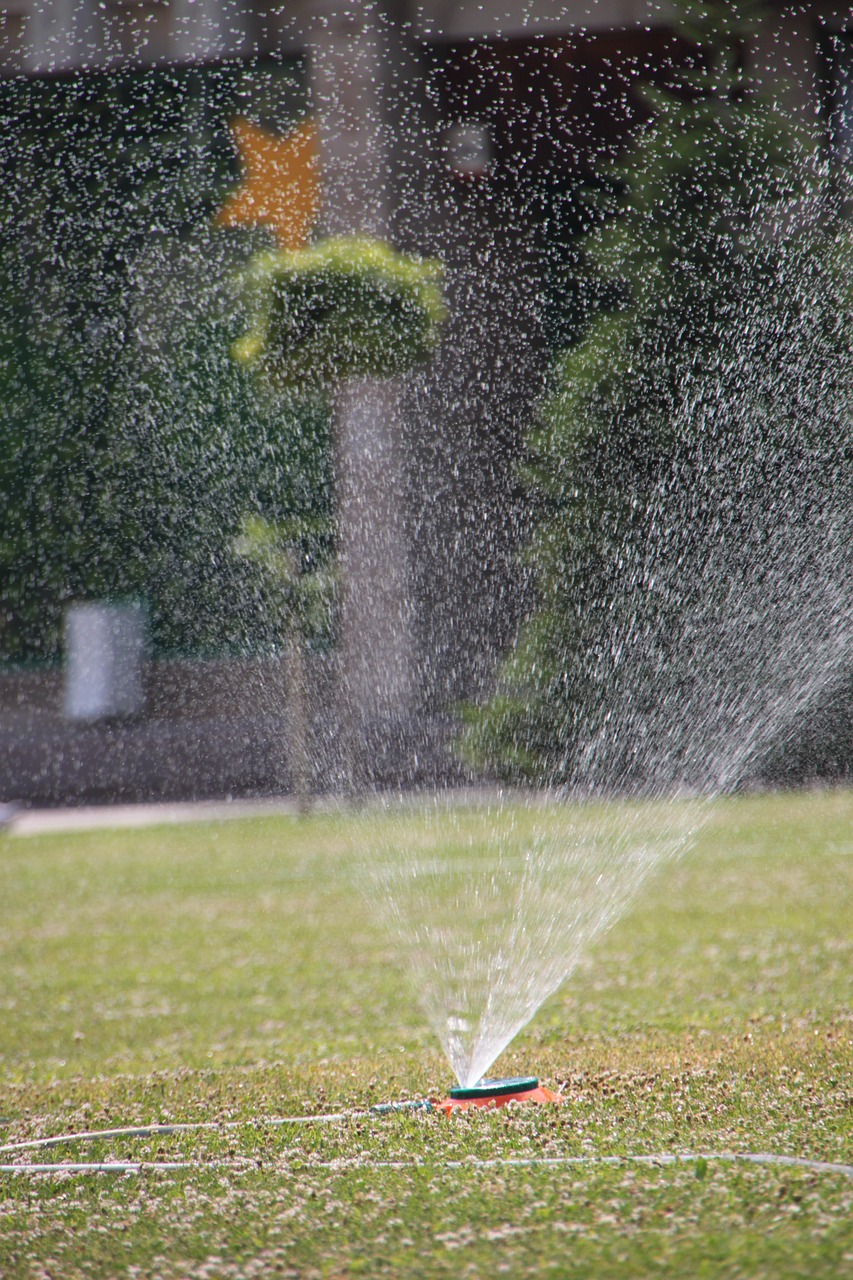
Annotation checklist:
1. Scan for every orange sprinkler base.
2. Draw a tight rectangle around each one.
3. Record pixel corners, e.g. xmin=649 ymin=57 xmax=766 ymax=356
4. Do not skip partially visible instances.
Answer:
xmin=435 ymin=1076 xmax=563 ymax=1114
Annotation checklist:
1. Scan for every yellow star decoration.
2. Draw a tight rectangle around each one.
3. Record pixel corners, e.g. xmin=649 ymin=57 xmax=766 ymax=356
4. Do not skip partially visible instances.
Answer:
xmin=215 ymin=116 xmax=320 ymax=250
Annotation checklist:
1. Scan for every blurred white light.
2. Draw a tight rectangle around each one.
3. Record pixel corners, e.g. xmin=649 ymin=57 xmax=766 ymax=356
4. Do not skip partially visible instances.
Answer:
xmin=445 ymin=120 xmax=493 ymax=178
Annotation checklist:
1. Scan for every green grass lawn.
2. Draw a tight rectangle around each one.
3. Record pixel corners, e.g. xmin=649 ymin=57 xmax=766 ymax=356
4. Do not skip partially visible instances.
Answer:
xmin=1 ymin=788 xmax=851 ymax=1278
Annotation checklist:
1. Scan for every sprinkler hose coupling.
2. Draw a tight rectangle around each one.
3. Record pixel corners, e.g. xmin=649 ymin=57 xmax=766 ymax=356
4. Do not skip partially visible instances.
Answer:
xmin=370 ymin=1100 xmax=435 ymax=1115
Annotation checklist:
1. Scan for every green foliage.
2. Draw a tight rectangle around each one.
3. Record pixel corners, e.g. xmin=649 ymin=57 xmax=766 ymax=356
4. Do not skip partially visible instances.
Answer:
xmin=0 ymin=61 xmax=334 ymax=664
xmin=463 ymin=1 xmax=853 ymax=786
xmin=235 ymin=236 xmax=447 ymax=388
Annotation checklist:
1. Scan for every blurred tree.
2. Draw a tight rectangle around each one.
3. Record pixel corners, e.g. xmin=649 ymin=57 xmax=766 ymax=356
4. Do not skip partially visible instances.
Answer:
xmin=462 ymin=0 xmax=853 ymax=788
xmin=233 ymin=511 xmax=337 ymax=805
xmin=233 ymin=231 xmax=446 ymax=792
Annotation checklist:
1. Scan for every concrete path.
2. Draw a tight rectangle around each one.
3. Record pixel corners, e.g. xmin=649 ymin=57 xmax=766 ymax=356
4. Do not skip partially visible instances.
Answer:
xmin=2 ymin=797 xmax=302 ymax=837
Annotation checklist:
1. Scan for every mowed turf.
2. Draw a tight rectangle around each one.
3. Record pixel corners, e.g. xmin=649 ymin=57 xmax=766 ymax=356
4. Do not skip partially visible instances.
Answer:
xmin=0 ymin=789 xmax=851 ymax=1278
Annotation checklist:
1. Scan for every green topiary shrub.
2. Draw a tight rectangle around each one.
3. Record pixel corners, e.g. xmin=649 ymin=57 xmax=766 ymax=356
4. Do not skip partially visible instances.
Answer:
xmin=233 ymin=236 xmax=447 ymax=388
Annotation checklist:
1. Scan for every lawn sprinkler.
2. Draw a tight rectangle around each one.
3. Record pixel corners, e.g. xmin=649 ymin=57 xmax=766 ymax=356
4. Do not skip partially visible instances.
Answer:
xmin=435 ymin=1076 xmax=562 ymax=1115
xmin=369 ymin=1075 xmax=563 ymax=1116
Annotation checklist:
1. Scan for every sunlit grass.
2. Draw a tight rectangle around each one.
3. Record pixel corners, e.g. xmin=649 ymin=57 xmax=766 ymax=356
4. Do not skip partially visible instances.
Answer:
xmin=1 ymin=788 xmax=851 ymax=1278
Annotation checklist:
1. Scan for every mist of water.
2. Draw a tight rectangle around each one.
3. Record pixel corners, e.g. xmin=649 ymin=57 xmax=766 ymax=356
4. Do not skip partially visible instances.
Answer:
xmin=359 ymin=229 xmax=853 ymax=1088
xmin=1 ymin=5 xmax=851 ymax=1088
xmin=361 ymin=791 xmax=705 ymax=1087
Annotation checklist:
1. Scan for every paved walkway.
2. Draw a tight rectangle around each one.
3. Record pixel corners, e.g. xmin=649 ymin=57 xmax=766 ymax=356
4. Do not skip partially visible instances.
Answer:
xmin=2 ymin=797 xmax=302 ymax=837
xmin=1 ymin=786 xmax=503 ymax=837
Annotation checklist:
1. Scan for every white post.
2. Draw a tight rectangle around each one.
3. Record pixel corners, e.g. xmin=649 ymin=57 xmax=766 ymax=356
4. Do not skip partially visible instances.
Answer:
xmin=307 ymin=1 xmax=418 ymax=778
xmin=24 ymin=0 xmax=108 ymax=72
xmin=169 ymin=0 xmax=250 ymax=62
xmin=64 ymin=602 xmax=147 ymax=721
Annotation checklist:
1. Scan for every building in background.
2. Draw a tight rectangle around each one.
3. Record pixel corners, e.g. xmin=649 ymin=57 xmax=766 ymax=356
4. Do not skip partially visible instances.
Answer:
xmin=0 ymin=1 xmax=849 ymax=801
